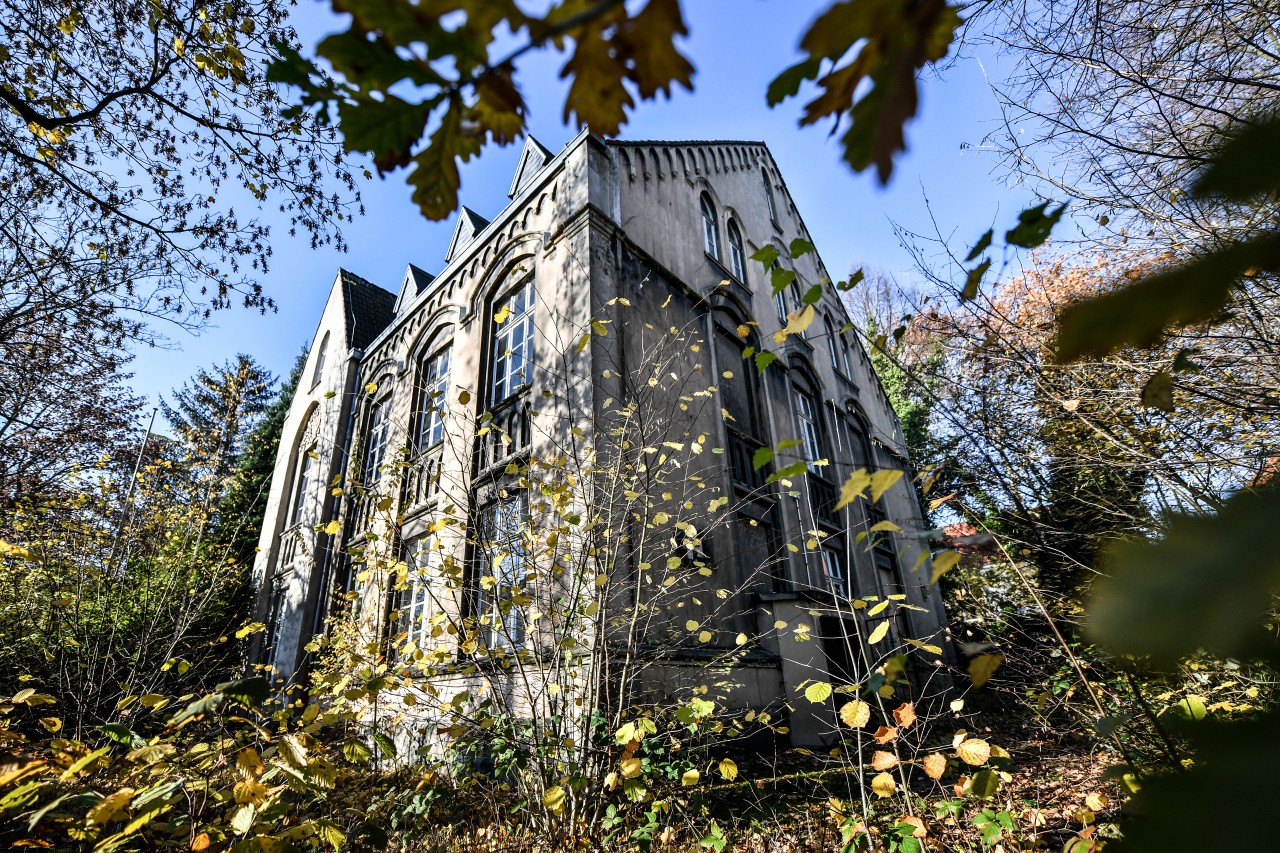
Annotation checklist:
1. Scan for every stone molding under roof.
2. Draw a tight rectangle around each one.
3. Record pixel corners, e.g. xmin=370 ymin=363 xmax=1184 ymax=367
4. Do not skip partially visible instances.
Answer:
xmin=444 ymin=207 xmax=491 ymax=263
xmin=507 ymin=135 xmax=555 ymax=199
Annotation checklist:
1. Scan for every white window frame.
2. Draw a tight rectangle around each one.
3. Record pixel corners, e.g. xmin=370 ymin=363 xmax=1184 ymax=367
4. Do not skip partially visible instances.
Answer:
xmin=475 ymin=495 xmax=529 ymax=650
xmin=794 ymin=388 xmax=822 ymax=471
xmin=491 ymin=280 xmax=535 ymax=404
xmin=362 ymin=395 xmax=391 ymax=484
xmin=727 ymin=220 xmax=746 ymax=281
xmin=290 ymin=448 xmax=316 ymax=526
xmin=701 ymin=193 xmax=720 ymax=259
xmin=820 ymin=548 xmax=847 ymax=596
xmin=415 ymin=346 xmax=451 ymax=449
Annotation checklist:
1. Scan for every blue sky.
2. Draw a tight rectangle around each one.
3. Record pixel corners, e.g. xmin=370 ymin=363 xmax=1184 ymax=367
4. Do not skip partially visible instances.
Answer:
xmin=128 ymin=0 xmax=1039 ymax=411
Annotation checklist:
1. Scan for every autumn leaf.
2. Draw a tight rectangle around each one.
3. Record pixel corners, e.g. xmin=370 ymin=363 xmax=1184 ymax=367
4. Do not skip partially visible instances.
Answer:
xmin=968 ymin=654 xmax=1004 ymax=689
xmin=869 ymin=469 xmax=904 ymax=501
xmin=840 ymin=700 xmax=871 ymax=728
xmin=836 ymin=469 xmax=873 ymax=509
xmin=719 ymin=757 xmax=739 ymax=780
xmin=929 ymin=550 xmax=960 ymax=585
xmin=873 ymin=725 xmax=899 ymax=744
xmin=773 ymin=303 xmax=817 ymax=343
xmin=86 ymin=788 xmax=134 ymax=825
xmin=871 ymin=750 xmax=898 ymax=770
xmin=956 ymin=738 xmax=991 ymax=766
xmin=871 ymin=771 xmax=897 ymax=797
xmin=892 ymin=702 xmax=917 ymax=729
xmin=542 ymin=785 xmax=566 ymax=815
xmin=804 ymin=681 xmax=833 ymax=703
xmin=620 ymin=756 xmax=642 ymax=778
xmin=681 ymin=768 xmax=700 ymax=786
xmin=923 ymin=753 xmax=947 ymax=780
xmin=867 ymin=621 xmax=890 ymax=645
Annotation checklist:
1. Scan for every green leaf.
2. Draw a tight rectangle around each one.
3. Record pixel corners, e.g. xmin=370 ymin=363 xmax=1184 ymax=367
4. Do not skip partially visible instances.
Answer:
xmin=1140 ymin=371 xmax=1174 ymax=411
xmin=969 ymin=768 xmax=1001 ymax=799
xmin=965 ymin=228 xmax=992 ymax=262
xmin=789 ymin=237 xmax=815 ymax=258
xmin=754 ymin=350 xmax=777 ymax=372
xmin=967 ymin=654 xmax=1004 ymax=689
xmin=1004 ymin=201 xmax=1066 ymax=249
xmin=1193 ymin=114 xmax=1280 ymax=202
xmin=768 ymin=460 xmax=809 ymax=482
xmin=750 ymin=245 xmax=781 ymax=267
xmin=770 ymin=265 xmax=797 ymax=295
xmin=752 ymin=447 xmax=774 ymax=470
xmin=766 ymin=58 xmax=822 ymax=106
xmin=1088 ymin=488 xmax=1280 ymax=663
xmin=216 ymin=676 xmax=269 ymax=709
xmin=961 ymin=258 xmax=991 ymax=301
xmin=372 ymin=731 xmax=398 ymax=759
xmin=1055 ymin=233 xmax=1280 ymax=362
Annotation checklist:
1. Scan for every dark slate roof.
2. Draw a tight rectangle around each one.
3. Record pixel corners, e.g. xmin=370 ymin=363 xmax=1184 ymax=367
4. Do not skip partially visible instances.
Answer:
xmin=393 ymin=264 xmax=437 ymax=315
xmin=338 ymin=269 xmax=395 ymax=351
xmin=508 ymin=135 xmax=555 ymax=198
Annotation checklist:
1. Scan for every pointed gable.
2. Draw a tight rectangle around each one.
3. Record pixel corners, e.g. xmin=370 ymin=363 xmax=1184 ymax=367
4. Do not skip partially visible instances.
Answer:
xmin=337 ymin=269 xmax=395 ymax=352
xmin=444 ymin=207 xmax=490 ymax=264
xmin=507 ymin=136 xmax=554 ymax=199
xmin=393 ymin=264 xmax=436 ymax=314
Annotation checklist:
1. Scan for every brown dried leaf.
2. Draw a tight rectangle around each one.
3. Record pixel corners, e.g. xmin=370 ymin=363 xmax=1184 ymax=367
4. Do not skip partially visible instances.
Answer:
xmin=923 ymin=752 xmax=947 ymax=780
xmin=871 ymin=750 xmax=898 ymax=770
xmin=873 ymin=725 xmax=899 ymax=744
xmin=892 ymin=701 xmax=917 ymax=729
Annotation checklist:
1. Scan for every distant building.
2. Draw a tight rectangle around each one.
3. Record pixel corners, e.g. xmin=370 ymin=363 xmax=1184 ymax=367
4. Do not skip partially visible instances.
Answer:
xmin=251 ymin=131 xmax=949 ymax=746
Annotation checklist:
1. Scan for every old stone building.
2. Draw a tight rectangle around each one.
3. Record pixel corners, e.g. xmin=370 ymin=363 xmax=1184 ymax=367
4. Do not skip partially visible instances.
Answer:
xmin=251 ymin=131 xmax=949 ymax=747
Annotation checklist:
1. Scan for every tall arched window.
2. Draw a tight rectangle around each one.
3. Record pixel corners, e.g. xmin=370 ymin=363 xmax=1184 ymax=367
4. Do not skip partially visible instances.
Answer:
xmin=311 ymin=331 xmax=329 ymax=389
xmin=826 ymin=317 xmax=851 ymax=375
xmin=700 ymin=193 xmax=720 ymax=258
xmin=762 ymin=170 xmax=778 ymax=222
xmin=362 ymin=395 xmax=391 ymax=484
xmin=415 ymin=345 xmax=451 ymax=449
xmin=793 ymin=386 xmax=823 ymax=472
xmin=290 ymin=449 xmax=315 ymax=526
xmin=727 ymin=219 xmax=746 ymax=281
xmin=492 ymin=278 xmax=535 ymax=403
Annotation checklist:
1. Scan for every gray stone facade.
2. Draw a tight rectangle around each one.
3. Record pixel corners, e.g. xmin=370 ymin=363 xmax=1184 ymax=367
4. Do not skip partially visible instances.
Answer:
xmin=250 ymin=132 xmax=950 ymax=747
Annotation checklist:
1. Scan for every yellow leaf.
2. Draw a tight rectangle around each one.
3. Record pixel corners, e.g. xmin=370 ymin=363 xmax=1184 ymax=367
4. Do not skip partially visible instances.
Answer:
xmin=718 ymin=758 xmax=738 ymax=781
xmin=458 ymin=389 xmax=472 ymax=405
xmin=923 ymin=753 xmax=947 ymax=780
xmin=233 ymin=778 xmax=269 ymax=806
xmin=230 ymin=803 xmax=255 ymax=834
xmin=868 ymin=520 xmax=901 ymax=533
xmin=39 ymin=716 xmax=62 ymax=732
xmin=804 ymin=681 xmax=833 ymax=703
xmin=839 ymin=700 xmax=871 ymax=728
xmin=956 ymin=738 xmax=991 ymax=766
xmin=929 ymin=550 xmax=961 ymax=585
xmin=871 ymin=772 xmax=897 ymax=798
xmin=681 ymin=768 xmax=700 ymax=786
xmin=324 ymin=520 xmax=341 ymax=536
xmin=542 ymin=785 xmax=566 ymax=815
xmin=0 ymin=540 xmax=32 ymax=560
xmin=773 ymin=303 xmax=817 ymax=343
xmin=364 ymin=381 xmax=378 ymax=394
xmin=904 ymin=637 xmax=943 ymax=655
xmin=968 ymin=654 xmax=1004 ymax=689
xmin=870 ymin=469 xmax=904 ymax=501
xmin=867 ymin=621 xmax=890 ymax=645
xmin=835 ymin=470 xmax=873 ymax=509
xmin=494 ymin=304 xmax=512 ymax=324
xmin=685 ymin=620 xmax=700 ymax=632
xmin=735 ymin=632 xmax=748 ymax=646
xmin=620 ymin=757 xmax=643 ymax=778
xmin=87 ymin=788 xmax=134 ymax=825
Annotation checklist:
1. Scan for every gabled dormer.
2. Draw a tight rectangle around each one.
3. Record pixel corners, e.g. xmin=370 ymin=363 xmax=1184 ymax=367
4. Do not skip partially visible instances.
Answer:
xmin=444 ymin=207 xmax=490 ymax=264
xmin=507 ymin=136 xmax=554 ymax=199
xmin=393 ymin=264 xmax=436 ymax=315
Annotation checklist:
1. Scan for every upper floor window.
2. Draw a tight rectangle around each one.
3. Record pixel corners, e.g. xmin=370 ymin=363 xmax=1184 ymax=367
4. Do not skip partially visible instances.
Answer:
xmin=415 ymin=346 xmax=451 ymax=449
xmin=820 ymin=546 xmax=848 ymax=596
xmin=311 ymin=332 xmax=329 ymax=389
xmin=362 ymin=395 xmax=391 ymax=484
xmin=290 ymin=448 xmax=316 ymax=526
xmin=475 ymin=494 xmax=529 ymax=650
xmin=794 ymin=387 xmax=823 ymax=471
xmin=727 ymin=220 xmax=746 ymax=281
xmin=826 ymin=317 xmax=851 ymax=375
xmin=492 ymin=279 xmax=535 ymax=403
xmin=700 ymin=193 xmax=720 ymax=259
xmin=763 ymin=170 xmax=778 ymax=222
